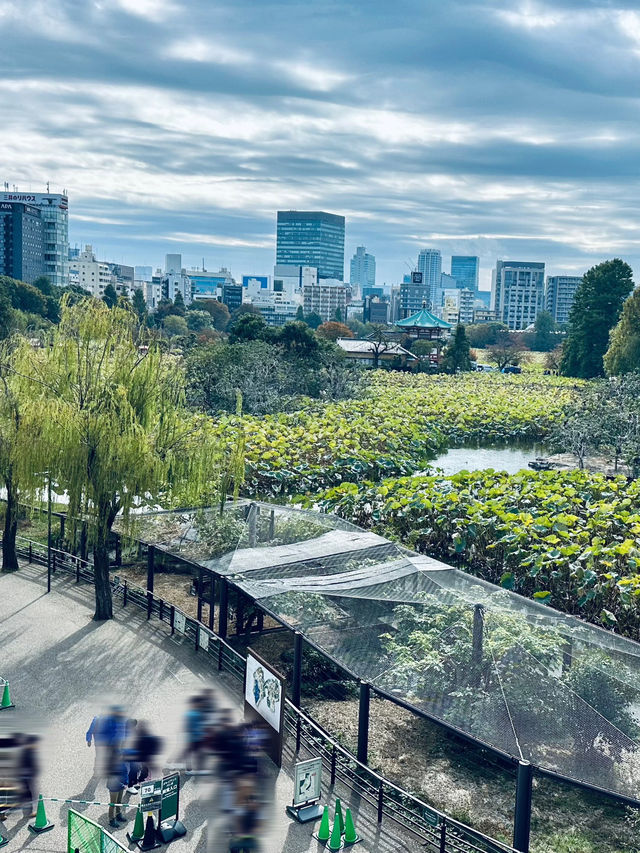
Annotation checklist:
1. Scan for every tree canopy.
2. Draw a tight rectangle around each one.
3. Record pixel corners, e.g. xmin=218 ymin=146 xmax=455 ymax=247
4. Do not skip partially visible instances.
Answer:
xmin=561 ymin=259 xmax=634 ymax=378
xmin=441 ymin=325 xmax=472 ymax=373
xmin=12 ymin=297 xmax=226 ymax=619
xmin=604 ymin=286 xmax=640 ymax=376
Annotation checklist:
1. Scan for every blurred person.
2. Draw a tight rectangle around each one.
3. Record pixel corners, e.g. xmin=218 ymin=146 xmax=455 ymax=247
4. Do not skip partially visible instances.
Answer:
xmin=106 ymin=750 xmax=128 ymax=829
xmin=87 ymin=706 xmax=127 ymax=780
xmin=228 ymin=777 xmax=262 ymax=853
xmin=212 ymin=712 xmax=246 ymax=813
xmin=124 ymin=720 xmax=140 ymax=793
xmin=182 ymin=696 xmax=204 ymax=772
xmin=125 ymin=721 xmax=162 ymax=786
xmin=18 ymin=735 xmax=39 ymax=817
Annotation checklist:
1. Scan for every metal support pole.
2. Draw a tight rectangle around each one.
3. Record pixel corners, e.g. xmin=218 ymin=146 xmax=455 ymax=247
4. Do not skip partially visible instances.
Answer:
xmin=269 ymin=509 xmax=275 ymax=540
xmin=292 ymin=632 xmax=303 ymax=708
xmin=248 ymin=502 xmax=257 ymax=547
xmin=330 ymin=746 xmax=336 ymax=785
xmin=472 ymin=603 xmax=484 ymax=684
xmin=377 ymin=781 xmax=383 ymax=824
xmin=512 ymin=761 xmax=533 ymax=853
xmin=208 ymin=576 xmax=215 ymax=631
xmin=197 ymin=569 xmax=203 ymax=624
xmin=47 ymin=474 xmax=52 ymax=580
xmin=439 ymin=821 xmax=446 ymax=853
xmin=219 ymin=578 xmax=228 ymax=639
xmin=123 ymin=579 xmax=128 ymax=607
xmin=60 ymin=515 xmax=65 ymax=542
xmin=295 ymin=715 xmax=301 ymax=752
xmin=357 ymin=682 xmax=370 ymax=765
xmin=146 ymin=545 xmax=155 ymax=620
xmin=28 ymin=542 xmax=32 ymax=563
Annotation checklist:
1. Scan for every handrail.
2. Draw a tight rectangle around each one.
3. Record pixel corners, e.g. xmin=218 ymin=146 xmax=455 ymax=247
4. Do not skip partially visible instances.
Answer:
xmin=23 ymin=542 xmax=515 ymax=853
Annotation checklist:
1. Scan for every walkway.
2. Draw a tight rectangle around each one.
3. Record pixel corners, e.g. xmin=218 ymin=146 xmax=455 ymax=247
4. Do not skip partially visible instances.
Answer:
xmin=0 ymin=565 xmax=420 ymax=853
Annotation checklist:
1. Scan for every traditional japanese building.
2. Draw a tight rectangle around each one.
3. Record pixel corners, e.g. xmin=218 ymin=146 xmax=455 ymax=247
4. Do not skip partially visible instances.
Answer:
xmin=394 ymin=304 xmax=452 ymax=340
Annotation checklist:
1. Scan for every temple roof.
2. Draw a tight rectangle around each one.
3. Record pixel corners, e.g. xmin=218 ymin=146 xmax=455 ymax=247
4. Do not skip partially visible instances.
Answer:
xmin=395 ymin=307 xmax=452 ymax=329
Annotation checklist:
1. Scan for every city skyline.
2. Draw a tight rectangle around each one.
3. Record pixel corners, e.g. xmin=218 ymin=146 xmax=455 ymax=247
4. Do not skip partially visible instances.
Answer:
xmin=2 ymin=2 xmax=640 ymax=289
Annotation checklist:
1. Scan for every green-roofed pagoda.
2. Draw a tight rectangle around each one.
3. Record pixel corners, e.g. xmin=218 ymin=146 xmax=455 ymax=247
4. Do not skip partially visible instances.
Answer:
xmin=394 ymin=302 xmax=452 ymax=340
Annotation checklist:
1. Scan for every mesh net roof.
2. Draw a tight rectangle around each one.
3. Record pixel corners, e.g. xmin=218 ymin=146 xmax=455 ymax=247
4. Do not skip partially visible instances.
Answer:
xmin=128 ymin=500 xmax=640 ymax=802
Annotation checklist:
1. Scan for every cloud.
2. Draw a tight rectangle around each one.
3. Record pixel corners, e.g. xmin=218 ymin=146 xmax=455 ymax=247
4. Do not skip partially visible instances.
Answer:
xmin=0 ymin=0 xmax=639 ymax=289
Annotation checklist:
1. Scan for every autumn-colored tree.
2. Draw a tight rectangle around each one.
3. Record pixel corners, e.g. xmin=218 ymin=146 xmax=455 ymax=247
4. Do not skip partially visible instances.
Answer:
xmin=316 ymin=321 xmax=354 ymax=342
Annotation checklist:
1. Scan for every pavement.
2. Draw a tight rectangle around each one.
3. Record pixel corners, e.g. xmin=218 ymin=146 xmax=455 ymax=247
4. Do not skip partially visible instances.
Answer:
xmin=0 ymin=565 xmax=421 ymax=853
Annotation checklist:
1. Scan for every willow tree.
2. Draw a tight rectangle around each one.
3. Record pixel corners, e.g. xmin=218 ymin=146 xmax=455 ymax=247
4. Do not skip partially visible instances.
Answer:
xmin=14 ymin=296 xmax=228 ymax=620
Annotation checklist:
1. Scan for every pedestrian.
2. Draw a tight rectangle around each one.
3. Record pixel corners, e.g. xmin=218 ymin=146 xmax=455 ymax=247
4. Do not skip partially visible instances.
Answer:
xmin=18 ymin=735 xmax=39 ymax=818
xmin=182 ymin=696 xmax=204 ymax=772
xmin=124 ymin=721 xmax=162 ymax=787
xmin=228 ymin=777 xmax=262 ymax=852
xmin=106 ymin=751 xmax=128 ymax=829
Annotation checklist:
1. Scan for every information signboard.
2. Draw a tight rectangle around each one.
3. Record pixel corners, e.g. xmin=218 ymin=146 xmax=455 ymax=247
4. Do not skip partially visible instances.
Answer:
xmin=174 ymin=612 xmax=186 ymax=635
xmin=244 ymin=648 xmax=286 ymax=767
xmin=160 ymin=773 xmax=180 ymax=823
xmin=293 ymin=758 xmax=322 ymax=806
xmin=198 ymin=628 xmax=209 ymax=652
xmin=140 ymin=779 xmax=162 ymax=811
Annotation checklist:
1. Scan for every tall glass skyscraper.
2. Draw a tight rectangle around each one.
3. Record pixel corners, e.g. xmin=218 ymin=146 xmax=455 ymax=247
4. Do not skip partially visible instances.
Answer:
xmin=276 ymin=211 xmax=345 ymax=280
xmin=451 ymin=256 xmax=479 ymax=292
xmin=417 ymin=249 xmax=442 ymax=307
xmin=349 ymin=245 xmax=375 ymax=294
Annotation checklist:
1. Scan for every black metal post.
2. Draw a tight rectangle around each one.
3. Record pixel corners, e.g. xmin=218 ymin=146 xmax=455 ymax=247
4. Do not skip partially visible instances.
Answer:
xmin=292 ymin=632 xmax=303 ymax=708
xmin=208 ymin=576 xmax=215 ymax=631
xmin=269 ymin=509 xmax=275 ymax=540
xmin=330 ymin=746 xmax=336 ymax=785
xmin=357 ymin=681 xmax=370 ymax=765
xmin=439 ymin=821 xmax=446 ymax=853
xmin=170 ymin=605 xmax=175 ymax=635
xmin=377 ymin=781 xmax=383 ymax=824
xmin=197 ymin=569 xmax=203 ymax=624
xmin=47 ymin=474 xmax=52 ymax=580
xmin=295 ymin=715 xmax=301 ymax=752
xmin=76 ymin=559 xmax=80 ymax=583
xmin=248 ymin=502 xmax=257 ymax=547
xmin=219 ymin=578 xmax=228 ymax=639
xmin=146 ymin=545 xmax=155 ymax=620
xmin=123 ymin=579 xmax=128 ymax=607
xmin=60 ymin=515 xmax=65 ymax=543
xmin=513 ymin=761 xmax=533 ymax=853
xmin=28 ymin=542 xmax=32 ymax=563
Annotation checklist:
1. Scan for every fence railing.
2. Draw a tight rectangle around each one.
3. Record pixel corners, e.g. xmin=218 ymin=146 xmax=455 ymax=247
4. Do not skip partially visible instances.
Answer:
xmin=13 ymin=534 xmax=515 ymax=853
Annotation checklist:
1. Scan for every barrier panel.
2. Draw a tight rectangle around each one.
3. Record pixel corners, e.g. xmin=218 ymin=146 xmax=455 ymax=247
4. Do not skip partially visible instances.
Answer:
xmin=68 ymin=809 xmax=127 ymax=853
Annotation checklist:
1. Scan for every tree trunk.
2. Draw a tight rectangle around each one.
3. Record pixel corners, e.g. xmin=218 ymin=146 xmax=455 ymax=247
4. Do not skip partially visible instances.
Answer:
xmin=93 ymin=526 xmax=113 ymax=621
xmin=2 ymin=475 xmax=19 ymax=572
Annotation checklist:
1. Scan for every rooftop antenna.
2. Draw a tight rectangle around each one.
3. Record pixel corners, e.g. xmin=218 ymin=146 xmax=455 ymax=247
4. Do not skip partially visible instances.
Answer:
xmin=46 ymin=181 xmax=50 ymax=193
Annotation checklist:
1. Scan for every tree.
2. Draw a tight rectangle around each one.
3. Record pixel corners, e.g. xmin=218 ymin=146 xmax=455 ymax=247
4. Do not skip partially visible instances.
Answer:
xmin=295 ymin=305 xmax=305 ymax=323
xmin=333 ymin=307 xmax=343 ymax=322
xmin=102 ymin=283 xmax=118 ymax=308
xmin=131 ymin=288 xmax=147 ymax=322
xmin=366 ymin=325 xmax=396 ymax=369
xmin=197 ymin=299 xmax=231 ymax=331
xmin=0 ymin=341 xmax=28 ymax=571
xmin=316 ymin=322 xmax=354 ymax=342
xmin=440 ymin=325 xmax=472 ymax=373
xmin=604 ymin=286 xmax=640 ymax=375
xmin=305 ymin=312 xmax=323 ymax=330
xmin=32 ymin=275 xmax=53 ymax=296
xmin=532 ymin=310 xmax=556 ymax=352
xmin=561 ymin=259 xmax=634 ymax=378
xmin=186 ymin=310 xmax=213 ymax=333
xmin=228 ymin=312 xmax=274 ymax=344
xmin=173 ymin=291 xmax=186 ymax=316
xmin=487 ymin=332 xmax=527 ymax=370
xmin=277 ymin=321 xmax=318 ymax=357
xmin=545 ymin=345 xmax=563 ymax=373
xmin=0 ymin=281 xmax=14 ymax=339
xmin=13 ymin=297 xmax=225 ymax=619
xmin=465 ymin=322 xmax=509 ymax=349
xmin=163 ymin=315 xmax=189 ymax=337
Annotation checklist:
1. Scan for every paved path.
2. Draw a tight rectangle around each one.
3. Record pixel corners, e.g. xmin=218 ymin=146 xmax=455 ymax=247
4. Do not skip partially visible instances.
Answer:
xmin=0 ymin=566 xmax=420 ymax=853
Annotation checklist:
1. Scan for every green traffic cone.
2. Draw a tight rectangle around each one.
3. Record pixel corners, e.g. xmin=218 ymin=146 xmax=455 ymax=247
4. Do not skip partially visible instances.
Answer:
xmin=0 ymin=682 xmax=13 ymax=710
xmin=316 ymin=805 xmax=330 ymax=842
xmin=28 ymin=795 xmax=54 ymax=833
xmin=327 ymin=817 xmax=343 ymax=852
xmin=334 ymin=798 xmax=344 ymax=836
xmin=343 ymin=808 xmax=360 ymax=845
xmin=128 ymin=807 xmax=145 ymax=843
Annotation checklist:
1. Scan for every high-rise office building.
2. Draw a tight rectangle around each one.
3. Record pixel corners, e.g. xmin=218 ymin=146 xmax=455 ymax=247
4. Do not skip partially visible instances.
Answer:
xmin=546 ymin=275 xmax=582 ymax=326
xmin=1 ymin=189 xmax=68 ymax=286
xmin=399 ymin=271 xmax=429 ymax=319
xmin=0 ymin=201 xmax=45 ymax=284
xmin=349 ymin=246 xmax=375 ymax=294
xmin=451 ymin=256 xmax=479 ymax=292
xmin=417 ymin=249 xmax=442 ymax=307
xmin=492 ymin=260 xmax=545 ymax=330
xmin=276 ymin=211 xmax=345 ymax=280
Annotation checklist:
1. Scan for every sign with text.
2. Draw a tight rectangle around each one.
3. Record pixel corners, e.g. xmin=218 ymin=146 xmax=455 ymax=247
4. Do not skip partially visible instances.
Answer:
xmin=140 ymin=779 xmax=162 ymax=811
xmin=244 ymin=648 xmax=286 ymax=767
xmin=160 ymin=773 xmax=180 ymax=823
xmin=293 ymin=758 xmax=322 ymax=806
xmin=174 ymin=611 xmax=186 ymax=635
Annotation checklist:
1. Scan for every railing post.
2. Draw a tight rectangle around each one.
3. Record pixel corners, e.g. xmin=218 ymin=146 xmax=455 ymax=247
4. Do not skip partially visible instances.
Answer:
xmin=377 ymin=781 xmax=383 ymax=824
xmin=28 ymin=542 xmax=32 ymax=564
xmin=123 ymin=579 xmax=128 ymax=607
xmin=170 ymin=605 xmax=175 ymax=635
xmin=208 ymin=576 xmax=215 ymax=631
xmin=330 ymin=746 xmax=337 ymax=785
xmin=196 ymin=569 xmax=203 ymax=624
xmin=295 ymin=714 xmax=301 ymax=752
xmin=146 ymin=545 xmax=155 ymax=621
xmin=248 ymin=502 xmax=258 ymax=547
xmin=76 ymin=559 xmax=80 ymax=583
xmin=217 ymin=640 xmax=223 ymax=671
xmin=159 ymin=598 xmax=164 ymax=621
xmin=439 ymin=820 xmax=446 ymax=853
xmin=269 ymin=509 xmax=275 ymax=540
xmin=60 ymin=515 xmax=65 ymax=543
xmin=292 ymin=631 xmax=303 ymax=709
xmin=219 ymin=578 xmax=228 ymax=640
xmin=52 ymin=551 xmax=56 ymax=573
xmin=513 ymin=761 xmax=533 ymax=853
xmin=357 ymin=681 xmax=370 ymax=765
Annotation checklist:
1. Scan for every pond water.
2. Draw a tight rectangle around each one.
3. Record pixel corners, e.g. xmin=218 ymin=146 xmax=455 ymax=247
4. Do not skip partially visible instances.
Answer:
xmin=418 ymin=444 xmax=545 ymax=477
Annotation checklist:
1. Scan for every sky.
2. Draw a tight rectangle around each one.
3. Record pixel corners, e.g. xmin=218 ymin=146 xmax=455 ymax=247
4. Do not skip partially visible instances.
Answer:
xmin=1 ymin=0 xmax=640 ymax=290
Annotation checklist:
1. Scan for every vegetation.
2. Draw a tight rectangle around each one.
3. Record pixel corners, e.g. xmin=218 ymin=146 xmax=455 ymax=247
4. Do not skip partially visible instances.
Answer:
xmin=7 ymin=297 xmax=227 ymax=619
xmin=562 ymin=259 xmax=634 ymax=378
xmin=604 ymin=287 xmax=640 ymax=376
xmin=320 ymin=467 xmax=640 ymax=639
xmin=440 ymin=324 xmax=472 ymax=373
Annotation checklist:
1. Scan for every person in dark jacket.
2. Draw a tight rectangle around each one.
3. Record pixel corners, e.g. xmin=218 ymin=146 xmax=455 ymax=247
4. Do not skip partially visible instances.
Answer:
xmin=18 ymin=735 xmax=39 ymax=817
